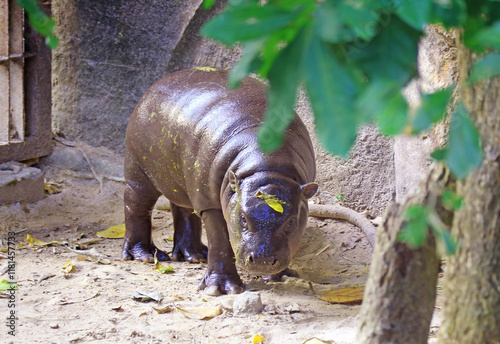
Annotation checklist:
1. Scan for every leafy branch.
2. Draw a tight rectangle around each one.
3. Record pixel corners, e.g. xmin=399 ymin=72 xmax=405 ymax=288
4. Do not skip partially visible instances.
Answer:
xmin=16 ymin=0 xmax=58 ymax=49
xmin=201 ymin=0 xmax=500 ymax=252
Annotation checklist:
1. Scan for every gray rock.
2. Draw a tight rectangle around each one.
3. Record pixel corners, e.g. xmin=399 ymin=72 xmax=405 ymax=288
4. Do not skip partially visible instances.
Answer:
xmin=0 ymin=161 xmax=45 ymax=204
xmin=233 ymin=292 xmax=264 ymax=315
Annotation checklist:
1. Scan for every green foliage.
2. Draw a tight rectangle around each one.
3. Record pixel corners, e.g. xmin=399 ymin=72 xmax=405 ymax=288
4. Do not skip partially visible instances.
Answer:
xmin=16 ymin=0 xmax=58 ymax=49
xmin=398 ymin=204 xmax=458 ymax=256
xmin=200 ymin=0 xmax=493 ymax=172
xmin=431 ymin=103 xmax=483 ymax=179
xmin=398 ymin=205 xmax=430 ymax=248
xmin=441 ymin=189 xmax=464 ymax=211
xmin=468 ymin=52 xmax=500 ymax=84
xmin=411 ymin=88 xmax=453 ymax=133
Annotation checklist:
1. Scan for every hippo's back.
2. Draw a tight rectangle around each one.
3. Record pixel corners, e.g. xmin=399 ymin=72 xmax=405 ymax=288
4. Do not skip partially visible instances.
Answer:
xmin=125 ymin=69 xmax=315 ymax=212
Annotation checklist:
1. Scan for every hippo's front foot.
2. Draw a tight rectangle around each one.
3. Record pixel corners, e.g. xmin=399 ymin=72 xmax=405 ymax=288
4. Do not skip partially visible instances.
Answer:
xmin=198 ymin=270 xmax=244 ymax=296
xmin=122 ymin=240 xmax=170 ymax=262
xmin=172 ymin=243 xmax=208 ymax=263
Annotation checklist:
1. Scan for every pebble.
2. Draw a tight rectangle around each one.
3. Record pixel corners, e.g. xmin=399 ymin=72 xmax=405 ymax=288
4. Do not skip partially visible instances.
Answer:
xmin=49 ymin=322 xmax=59 ymax=329
xmin=233 ymin=292 xmax=264 ymax=315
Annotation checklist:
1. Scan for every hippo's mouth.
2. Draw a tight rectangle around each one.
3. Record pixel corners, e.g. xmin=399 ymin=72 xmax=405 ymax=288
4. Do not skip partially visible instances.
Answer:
xmin=236 ymin=253 xmax=291 ymax=276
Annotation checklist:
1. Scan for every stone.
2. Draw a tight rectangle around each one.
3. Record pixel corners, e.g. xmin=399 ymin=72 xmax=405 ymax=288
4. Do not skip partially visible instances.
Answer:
xmin=0 ymin=161 xmax=45 ymax=205
xmin=233 ymin=292 xmax=264 ymax=315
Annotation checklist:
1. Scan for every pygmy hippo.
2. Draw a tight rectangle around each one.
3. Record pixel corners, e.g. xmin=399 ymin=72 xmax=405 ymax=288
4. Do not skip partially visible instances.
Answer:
xmin=122 ymin=68 xmax=318 ymax=296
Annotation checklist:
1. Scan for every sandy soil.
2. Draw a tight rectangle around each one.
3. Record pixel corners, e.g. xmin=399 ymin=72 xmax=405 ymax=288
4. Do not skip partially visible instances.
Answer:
xmin=1 ymin=142 xmax=376 ymax=344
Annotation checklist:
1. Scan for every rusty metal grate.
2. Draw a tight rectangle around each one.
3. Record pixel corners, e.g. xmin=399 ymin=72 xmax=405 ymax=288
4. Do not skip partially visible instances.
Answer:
xmin=0 ymin=0 xmax=25 ymax=145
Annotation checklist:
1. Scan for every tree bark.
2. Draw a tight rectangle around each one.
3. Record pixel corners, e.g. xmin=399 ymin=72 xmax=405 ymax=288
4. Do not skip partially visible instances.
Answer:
xmin=357 ymin=163 xmax=453 ymax=343
xmin=438 ymin=33 xmax=500 ymax=344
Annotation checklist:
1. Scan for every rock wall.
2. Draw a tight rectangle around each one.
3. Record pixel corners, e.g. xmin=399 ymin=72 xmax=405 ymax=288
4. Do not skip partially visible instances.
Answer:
xmin=52 ymin=0 xmax=205 ymax=152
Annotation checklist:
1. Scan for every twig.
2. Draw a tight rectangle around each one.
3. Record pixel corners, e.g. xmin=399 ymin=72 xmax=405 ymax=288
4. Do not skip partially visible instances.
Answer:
xmin=78 ymin=148 xmax=104 ymax=192
xmin=60 ymin=292 xmax=100 ymax=305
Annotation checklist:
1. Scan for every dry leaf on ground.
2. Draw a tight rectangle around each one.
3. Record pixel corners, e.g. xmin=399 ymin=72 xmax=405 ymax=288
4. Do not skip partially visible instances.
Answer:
xmin=303 ymin=338 xmax=332 ymax=344
xmin=62 ymin=259 xmax=75 ymax=273
xmin=176 ymin=305 xmax=222 ymax=320
xmin=252 ymin=334 xmax=266 ymax=343
xmin=152 ymin=305 xmax=175 ymax=314
xmin=154 ymin=251 xmax=174 ymax=274
xmin=132 ymin=291 xmax=164 ymax=303
xmin=317 ymin=287 xmax=364 ymax=304
xmin=25 ymin=234 xmax=63 ymax=247
xmin=96 ymin=224 xmax=125 ymax=239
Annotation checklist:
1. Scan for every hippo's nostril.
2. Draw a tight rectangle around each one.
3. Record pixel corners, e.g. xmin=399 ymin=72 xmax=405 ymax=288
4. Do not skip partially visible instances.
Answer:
xmin=272 ymin=259 xmax=277 ymax=266
xmin=248 ymin=253 xmax=254 ymax=264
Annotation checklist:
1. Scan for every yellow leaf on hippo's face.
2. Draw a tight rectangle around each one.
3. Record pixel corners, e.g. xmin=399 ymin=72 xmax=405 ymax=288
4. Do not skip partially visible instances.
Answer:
xmin=96 ymin=223 xmax=125 ymax=239
xmin=265 ymin=199 xmax=283 ymax=213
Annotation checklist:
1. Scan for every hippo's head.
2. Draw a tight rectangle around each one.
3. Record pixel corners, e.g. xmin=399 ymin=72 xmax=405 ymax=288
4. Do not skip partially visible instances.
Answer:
xmin=222 ymin=171 xmax=318 ymax=276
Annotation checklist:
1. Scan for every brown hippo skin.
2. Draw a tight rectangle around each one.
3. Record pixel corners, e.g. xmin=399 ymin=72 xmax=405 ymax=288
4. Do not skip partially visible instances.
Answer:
xmin=122 ymin=68 xmax=318 ymax=296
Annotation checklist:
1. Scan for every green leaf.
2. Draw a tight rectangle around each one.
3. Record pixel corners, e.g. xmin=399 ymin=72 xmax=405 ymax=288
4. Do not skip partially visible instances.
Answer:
xmin=464 ymin=20 xmax=500 ymax=52
xmin=441 ymin=189 xmax=464 ymax=211
xmin=431 ymin=148 xmax=447 ymax=161
xmin=304 ymin=35 xmax=358 ymax=156
xmin=357 ymin=79 xmax=408 ymax=134
xmin=398 ymin=205 xmax=430 ymax=248
xmin=376 ymin=92 xmax=408 ymax=135
xmin=430 ymin=0 xmax=467 ymax=28
xmin=433 ymin=227 xmax=458 ymax=256
xmin=468 ymin=52 xmax=500 ymax=85
xmin=258 ymin=30 xmax=307 ymax=153
xmin=314 ymin=1 xmax=346 ymax=43
xmin=203 ymin=0 xmax=217 ymax=9
xmin=268 ymin=0 xmax=315 ymax=11
xmin=349 ymin=17 xmax=421 ymax=85
xmin=412 ymin=88 xmax=452 ymax=133
xmin=315 ymin=0 xmax=378 ymax=43
xmin=446 ymin=103 xmax=483 ymax=179
xmin=228 ymin=40 xmax=263 ymax=89
xmin=397 ymin=0 xmax=432 ymax=31
xmin=0 ymin=279 xmax=18 ymax=291
xmin=16 ymin=0 xmax=58 ymax=49
xmin=201 ymin=4 xmax=299 ymax=45
xmin=46 ymin=35 xmax=59 ymax=50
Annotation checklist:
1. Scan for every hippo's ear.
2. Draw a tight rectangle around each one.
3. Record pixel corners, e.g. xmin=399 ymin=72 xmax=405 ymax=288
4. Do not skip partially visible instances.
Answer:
xmin=229 ymin=170 xmax=240 ymax=192
xmin=300 ymin=183 xmax=318 ymax=200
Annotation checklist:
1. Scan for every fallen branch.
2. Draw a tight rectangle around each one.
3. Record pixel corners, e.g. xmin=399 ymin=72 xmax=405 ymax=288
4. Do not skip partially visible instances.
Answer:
xmin=308 ymin=204 xmax=376 ymax=248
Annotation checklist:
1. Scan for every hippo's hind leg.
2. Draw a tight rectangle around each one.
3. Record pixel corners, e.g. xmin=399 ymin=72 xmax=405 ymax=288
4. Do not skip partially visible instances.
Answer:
xmin=122 ymin=156 xmax=169 ymax=262
xmin=170 ymin=204 xmax=208 ymax=263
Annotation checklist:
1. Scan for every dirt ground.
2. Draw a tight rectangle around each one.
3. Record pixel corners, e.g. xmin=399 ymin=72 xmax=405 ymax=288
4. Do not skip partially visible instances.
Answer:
xmin=0 ymin=142 xmax=421 ymax=344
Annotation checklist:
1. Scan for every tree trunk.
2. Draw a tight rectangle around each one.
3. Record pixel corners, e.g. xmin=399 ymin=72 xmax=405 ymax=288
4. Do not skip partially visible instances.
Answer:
xmin=438 ymin=33 xmax=500 ymax=344
xmin=357 ymin=164 xmax=452 ymax=343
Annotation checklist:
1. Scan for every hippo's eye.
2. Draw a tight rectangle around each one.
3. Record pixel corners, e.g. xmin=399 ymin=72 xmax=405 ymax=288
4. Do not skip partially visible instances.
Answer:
xmin=240 ymin=214 xmax=248 ymax=229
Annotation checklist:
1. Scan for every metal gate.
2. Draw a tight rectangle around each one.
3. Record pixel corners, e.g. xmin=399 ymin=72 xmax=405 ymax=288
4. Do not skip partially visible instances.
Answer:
xmin=0 ymin=0 xmax=52 ymax=164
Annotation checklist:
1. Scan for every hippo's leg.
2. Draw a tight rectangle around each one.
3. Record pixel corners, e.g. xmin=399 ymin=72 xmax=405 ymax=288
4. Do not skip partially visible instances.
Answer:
xmin=122 ymin=156 xmax=169 ymax=262
xmin=170 ymin=203 xmax=208 ymax=263
xmin=198 ymin=209 xmax=244 ymax=296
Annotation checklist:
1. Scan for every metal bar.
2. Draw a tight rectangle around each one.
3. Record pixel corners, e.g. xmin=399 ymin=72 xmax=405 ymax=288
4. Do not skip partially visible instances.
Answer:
xmin=8 ymin=0 xmax=24 ymax=142
xmin=0 ymin=0 xmax=9 ymax=144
